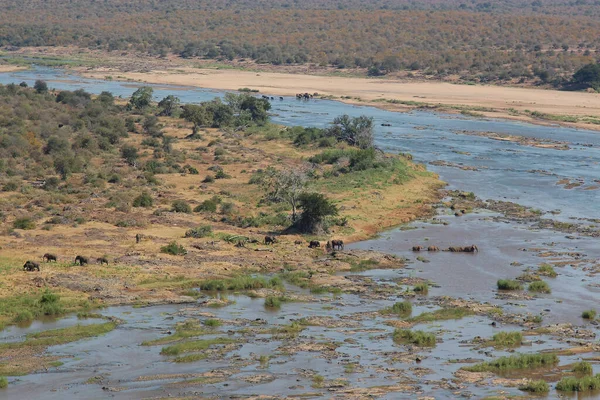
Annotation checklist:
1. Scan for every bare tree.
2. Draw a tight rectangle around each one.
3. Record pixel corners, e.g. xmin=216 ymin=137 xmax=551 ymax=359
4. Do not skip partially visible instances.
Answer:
xmin=262 ymin=167 xmax=309 ymax=222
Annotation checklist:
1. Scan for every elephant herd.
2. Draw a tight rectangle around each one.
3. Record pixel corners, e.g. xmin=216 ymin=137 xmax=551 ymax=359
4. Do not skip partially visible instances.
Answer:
xmin=22 ymin=253 xmax=109 ymax=272
xmin=296 ymin=92 xmax=317 ymax=100
xmin=264 ymin=236 xmax=344 ymax=251
xmin=412 ymin=244 xmax=479 ymax=253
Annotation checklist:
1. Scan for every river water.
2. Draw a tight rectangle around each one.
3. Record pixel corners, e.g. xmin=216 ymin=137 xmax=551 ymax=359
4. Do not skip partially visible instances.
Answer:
xmin=1 ymin=67 xmax=599 ymax=399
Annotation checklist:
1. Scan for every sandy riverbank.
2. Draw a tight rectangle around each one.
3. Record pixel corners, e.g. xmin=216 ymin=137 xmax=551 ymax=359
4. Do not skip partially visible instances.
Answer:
xmin=82 ymin=66 xmax=600 ymax=131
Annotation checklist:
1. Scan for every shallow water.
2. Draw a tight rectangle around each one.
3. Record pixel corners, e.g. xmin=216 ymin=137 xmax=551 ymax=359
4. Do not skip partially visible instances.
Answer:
xmin=1 ymin=67 xmax=599 ymax=398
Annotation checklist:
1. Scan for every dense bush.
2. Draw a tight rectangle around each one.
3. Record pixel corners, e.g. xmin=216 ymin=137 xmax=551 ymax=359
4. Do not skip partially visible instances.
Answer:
xmin=13 ymin=217 xmax=35 ymax=230
xmin=171 ymin=200 xmax=192 ymax=213
xmin=133 ymin=191 xmax=153 ymax=207
xmin=161 ymin=241 xmax=187 ymax=255
xmin=194 ymin=196 xmax=221 ymax=212
xmin=184 ymin=225 xmax=213 ymax=238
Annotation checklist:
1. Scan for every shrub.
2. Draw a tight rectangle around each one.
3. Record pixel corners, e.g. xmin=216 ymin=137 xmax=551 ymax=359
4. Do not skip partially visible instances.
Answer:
xmin=2 ymin=181 xmax=18 ymax=192
xmin=264 ymin=296 xmax=283 ymax=308
xmin=582 ymin=310 xmax=596 ymax=320
xmin=537 ymin=263 xmax=557 ymax=277
xmin=194 ymin=196 xmax=221 ymax=212
xmin=491 ymin=331 xmax=523 ymax=348
xmin=203 ymin=319 xmax=222 ymax=327
xmin=497 ymin=279 xmax=523 ymax=290
xmin=185 ymin=225 xmax=213 ymax=238
xmin=518 ymin=380 xmax=549 ymax=393
xmin=386 ymin=301 xmax=412 ymax=317
xmin=171 ymin=200 xmax=192 ymax=213
xmin=0 ymin=377 xmax=6 ymax=389
xmin=215 ymin=169 xmax=231 ymax=179
xmin=203 ymin=175 xmax=215 ymax=183
xmin=13 ymin=217 xmax=35 ymax=230
xmin=393 ymin=329 xmax=436 ymax=347
xmin=464 ymin=353 xmax=558 ymax=373
xmin=556 ymin=374 xmax=600 ymax=392
xmin=161 ymin=242 xmax=187 ymax=255
xmin=220 ymin=202 xmax=235 ymax=215
xmin=133 ymin=191 xmax=153 ymax=207
xmin=528 ymin=281 xmax=551 ymax=293
xmin=413 ymin=282 xmax=429 ymax=294
xmin=572 ymin=361 xmax=593 ymax=375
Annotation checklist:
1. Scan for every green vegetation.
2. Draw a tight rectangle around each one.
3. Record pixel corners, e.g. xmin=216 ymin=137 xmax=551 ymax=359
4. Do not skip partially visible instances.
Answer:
xmin=312 ymin=374 xmax=325 ymax=388
xmin=497 ymin=279 xmax=523 ymax=290
xmin=13 ymin=217 xmax=36 ymax=230
xmin=171 ymin=200 xmax=192 ymax=213
xmin=194 ymin=196 xmax=221 ymax=212
xmin=142 ymin=320 xmax=208 ymax=346
xmin=132 ymin=191 xmax=153 ymax=207
xmin=537 ymin=264 xmax=557 ymax=278
xmin=199 ymin=275 xmax=282 ymax=291
xmin=463 ymin=353 xmax=558 ymax=373
xmin=528 ymin=280 xmax=551 ymax=293
xmin=184 ymin=225 xmax=213 ymax=238
xmin=413 ymin=282 xmax=429 ymax=294
xmin=408 ymin=307 xmax=473 ymax=323
xmin=271 ymin=321 xmax=305 ymax=338
xmin=572 ymin=361 xmax=593 ymax=375
xmin=160 ymin=337 xmax=236 ymax=357
xmin=489 ymin=331 xmax=523 ymax=348
xmin=264 ymin=295 xmax=291 ymax=309
xmin=160 ymin=241 xmax=187 ymax=256
xmin=582 ymin=310 xmax=596 ymax=320
xmin=349 ymin=259 xmax=380 ymax=272
xmin=381 ymin=301 xmax=412 ymax=317
xmin=0 ymin=376 xmax=7 ymax=389
xmin=393 ymin=329 xmax=436 ymax=347
xmin=556 ymin=374 xmax=600 ymax=392
xmin=518 ymin=380 xmax=549 ymax=393
xmin=203 ymin=319 xmax=221 ymax=327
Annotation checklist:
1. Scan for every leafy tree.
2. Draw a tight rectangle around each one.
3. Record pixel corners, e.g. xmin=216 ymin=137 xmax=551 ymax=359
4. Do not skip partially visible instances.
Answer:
xmin=262 ymin=168 xmax=308 ymax=222
xmin=129 ymin=87 xmax=154 ymax=110
xmin=157 ymin=95 xmax=180 ymax=116
xmin=121 ymin=145 xmax=139 ymax=167
xmin=143 ymin=115 xmax=162 ymax=137
xmin=97 ymin=91 xmax=115 ymax=107
xmin=205 ymin=99 xmax=234 ymax=127
xmin=239 ymin=95 xmax=271 ymax=125
xmin=181 ymin=104 xmax=213 ymax=134
xmin=296 ymin=192 xmax=338 ymax=233
xmin=327 ymin=115 xmax=374 ymax=149
xmin=573 ymin=63 xmax=600 ymax=90
xmin=34 ymin=80 xmax=48 ymax=94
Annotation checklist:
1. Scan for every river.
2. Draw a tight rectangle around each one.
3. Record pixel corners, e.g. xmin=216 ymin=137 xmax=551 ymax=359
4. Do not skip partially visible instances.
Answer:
xmin=0 ymin=67 xmax=599 ymax=399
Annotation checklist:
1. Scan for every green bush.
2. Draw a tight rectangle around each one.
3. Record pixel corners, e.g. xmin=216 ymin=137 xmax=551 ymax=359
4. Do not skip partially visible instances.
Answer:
xmin=497 ymin=279 xmax=523 ymax=290
xmin=171 ymin=200 xmax=192 ymax=213
xmin=194 ymin=196 xmax=221 ymax=212
xmin=13 ymin=217 xmax=35 ymax=230
xmin=537 ymin=263 xmax=557 ymax=277
xmin=387 ymin=301 xmax=412 ymax=317
xmin=582 ymin=310 xmax=596 ymax=320
xmin=393 ymin=329 xmax=436 ymax=347
xmin=413 ymin=282 xmax=429 ymax=294
xmin=264 ymin=296 xmax=284 ymax=308
xmin=203 ymin=319 xmax=222 ymax=327
xmin=215 ymin=169 xmax=231 ymax=179
xmin=0 ymin=377 xmax=7 ymax=389
xmin=528 ymin=280 xmax=551 ymax=293
xmin=220 ymin=202 xmax=235 ymax=215
xmin=2 ymin=181 xmax=18 ymax=192
xmin=572 ymin=361 xmax=593 ymax=375
xmin=203 ymin=175 xmax=215 ymax=183
xmin=133 ymin=191 xmax=153 ymax=207
xmin=491 ymin=331 xmax=522 ymax=348
xmin=185 ymin=225 xmax=213 ymax=238
xmin=161 ymin=241 xmax=187 ymax=256
xmin=518 ymin=380 xmax=549 ymax=393
xmin=464 ymin=353 xmax=558 ymax=373
xmin=556 ymin=374 xmax=600 ymax=392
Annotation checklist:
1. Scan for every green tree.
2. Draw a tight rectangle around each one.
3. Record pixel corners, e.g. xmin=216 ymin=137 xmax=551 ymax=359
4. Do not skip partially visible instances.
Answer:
xmin=296 ymin=192 xmax=338 ymax=233
xmin=129 ymin=87 xmax=154 ymax=110
xmin=181 ymin=104 xmax=213 ymax=134
xmin=573 ymin=63 xmax=600 ymax=90
xmin=205 ymin=99 xmax=233 ymax=127
xmin=34 ymin=80 xmax=48 ymax=94
xmin=121 ymin=145 xmax=139 ymax=167
xmin=157 ymin=95 xmax=180 ymax=116
xmin=328 ymin=115 xmax=374 ymax=149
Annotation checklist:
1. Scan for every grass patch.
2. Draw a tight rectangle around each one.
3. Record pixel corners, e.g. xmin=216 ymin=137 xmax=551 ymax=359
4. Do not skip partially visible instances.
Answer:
xmin=349 ymin=259 xmax=380 ymax=272
xmin=572 ymin=361 xmax=593 ymax=375
xmin=528 ymin=280 xmax=551 ymax=293
xmin=199 ymin=275 xmax=282 ymax=291
xmin=497 ymin=279 xmax=523 ymax=290
xmin=408 ymin=307 xmax=473 ymax=323
xmin=556 ymin=374 xmax=600 ymax=392
xmin=463 ymin=353 xmax=558 ymax=373
xmin=393 ymin=329 xmax=436 ymax=347
xmin=271 ymin=321 xmax=305 ymax=338
xmin=173 ymin=353 xmax=209 ymax=363
xmin=160 ymin=241 xmax=187 ymax=256
xmin=141 ymin=320 xmax=208 ymax=346
xmin=413 ymin=282 xmax=429 ymax=294
xmin=381 ymin=301 xmax=412 ymax=317
xmin=489 ymin=331 xmax=523 ymax=348
xmin=203 ymin=319 xmax=221 ymax=327
xmin=537 ymin=263 xmax=557 ymax=277
xmin=582 ymin=310 xmax=596 ymax=320
xmin=312 ymin=374 xmax=325 ymax=388
xmin=264 ymin=295 xmax=292 ymax=309
xmin=160 ymin=337 xmax=236 ymax=356
xmin=0 ymin=376 xmax=6 ymax=388
xmin=518 ymin=379 xmax=549 ymax=393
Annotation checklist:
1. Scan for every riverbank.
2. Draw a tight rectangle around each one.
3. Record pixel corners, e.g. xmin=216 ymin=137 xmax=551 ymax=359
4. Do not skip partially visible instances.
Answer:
xmin=80 ymin=66 xmax=600 ymax=132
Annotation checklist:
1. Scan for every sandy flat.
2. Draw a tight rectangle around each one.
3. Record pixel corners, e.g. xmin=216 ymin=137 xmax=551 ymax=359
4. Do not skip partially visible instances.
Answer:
xmin=0 ymin=65 xmax=26 ymax=73
xmin=83 ymin=67 xmax=600 ymax=126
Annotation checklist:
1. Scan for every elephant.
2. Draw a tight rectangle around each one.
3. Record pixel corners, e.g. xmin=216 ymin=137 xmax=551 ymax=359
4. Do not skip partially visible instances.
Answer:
xmin=331 ymin=240 xmax=344 ymax=251
xmin=427 ymin=246 xmax=439 ymax=251
xmin=264 ymin=236 xmax=277 ymax=245
xmin=412 ymin=246 xmax=423 ymax=251
xmin=463 ymin=244 xmax=479 ymax=252
xmin=135 ymin=233 xmax=142 ymax=243
xmin=43 ymin=253 xmax=57 ymax=262
xmin=446 ymin=246 xmax=461 ymax=252
xmin=97 ymin=257 xmax=109 ymax=265
xmin=308 ymin=240 xmax=320 ymax=248
xmin=23 ymin=260 xmax=40 ymax=271
xmin=75 ymin=255 xmax=88 ymax=266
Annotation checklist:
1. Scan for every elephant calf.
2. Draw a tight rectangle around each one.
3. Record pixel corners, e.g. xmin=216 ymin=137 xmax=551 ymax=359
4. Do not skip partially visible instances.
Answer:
xmin=75 ymin=255 xmax=89 ymax=266
xmin=23 ymin=260 xmax=40 ymax=271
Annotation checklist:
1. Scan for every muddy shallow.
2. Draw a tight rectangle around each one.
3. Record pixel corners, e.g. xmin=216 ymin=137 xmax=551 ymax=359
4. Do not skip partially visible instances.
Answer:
xmin=1 ymin=67 xmax=600 ymax=398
